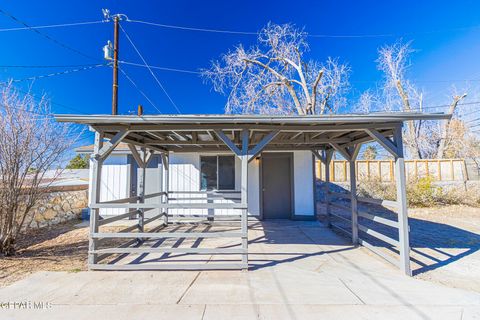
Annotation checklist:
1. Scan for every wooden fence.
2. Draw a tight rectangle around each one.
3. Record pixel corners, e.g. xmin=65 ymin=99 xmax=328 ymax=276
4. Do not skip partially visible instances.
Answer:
xmin=316 ymin=159 xmax=468 ymax=182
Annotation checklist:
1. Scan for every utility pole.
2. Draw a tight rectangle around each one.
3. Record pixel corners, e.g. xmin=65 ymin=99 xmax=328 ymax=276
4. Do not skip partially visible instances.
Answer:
xmin=112 ymin=15 xmax=119 ymax=115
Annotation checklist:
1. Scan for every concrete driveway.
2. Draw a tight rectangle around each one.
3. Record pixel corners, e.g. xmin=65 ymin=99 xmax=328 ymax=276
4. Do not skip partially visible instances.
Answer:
xmin=1 ymin=220 xmax=479 ymax=319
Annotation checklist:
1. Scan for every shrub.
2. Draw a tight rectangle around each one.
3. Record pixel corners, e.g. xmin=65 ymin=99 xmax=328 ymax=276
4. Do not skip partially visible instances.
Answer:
xmin=406 ymin=176 xmax=439 ymax=207
xmin=357 ymin=175 xmax=480 ymax=208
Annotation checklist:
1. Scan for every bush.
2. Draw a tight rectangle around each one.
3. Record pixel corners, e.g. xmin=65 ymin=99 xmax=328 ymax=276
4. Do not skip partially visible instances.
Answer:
xmin=357 ymin=176 xmax=480 ymax=208
xmin=406 ymin=176 xmax=439 ymax=207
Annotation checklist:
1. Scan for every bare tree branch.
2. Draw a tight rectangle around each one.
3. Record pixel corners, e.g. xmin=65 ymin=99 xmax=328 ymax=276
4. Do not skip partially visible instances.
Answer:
xmin=202 ymin=23 xmax=349 ymax=115
xmin=0 ymin=83 xmax=78 ymax=255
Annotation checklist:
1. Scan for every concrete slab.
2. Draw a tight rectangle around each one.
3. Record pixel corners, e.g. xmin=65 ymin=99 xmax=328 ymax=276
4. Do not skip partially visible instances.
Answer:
xmin=1 ymin=220 xmax=479 ymax=319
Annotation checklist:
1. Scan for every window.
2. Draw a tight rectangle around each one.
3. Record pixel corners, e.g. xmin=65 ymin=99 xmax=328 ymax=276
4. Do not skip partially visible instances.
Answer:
xmin=200 ymin=155 xmax=235 ymax=190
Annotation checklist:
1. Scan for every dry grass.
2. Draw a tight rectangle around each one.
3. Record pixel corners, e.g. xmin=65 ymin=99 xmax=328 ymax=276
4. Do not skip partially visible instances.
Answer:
xmin=357 ymin=177 xmax=480 ymax=208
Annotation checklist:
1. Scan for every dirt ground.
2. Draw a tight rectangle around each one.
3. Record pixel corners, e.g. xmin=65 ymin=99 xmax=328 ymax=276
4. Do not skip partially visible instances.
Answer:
xmin=408 ymin=206 xmax=480 ymax=291
xmin=0 ymin=220 xmax=89 ymax=287
xmin=1 ymin=205 xmax=479 ymax=289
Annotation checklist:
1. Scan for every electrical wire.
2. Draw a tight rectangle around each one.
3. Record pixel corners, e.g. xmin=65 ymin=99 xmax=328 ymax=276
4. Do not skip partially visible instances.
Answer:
xmin=127 ymin=19 xmax=257 ymax=35
xmin=2 ymin=64 xmax=106 ymax=84
xmin=0 ymin=82 xmax=87 ymax=114
xmin=0 ymin=20 xmax=105 ymax=32
xmin=127 ymin=18 xmax=480 ymax=39
xmin=118 ymin=60 xmax=200 ymax=74
xmin=118 ymin=66 xmax=162 ymax=113
xmin=0 ymin=14 xmax=477 ymax=39
xmin=119 ymin=23 xmax=182 ymax=113
xmin=0 ymin=8 xmax=100 ymax=61
xmin=0 ymin=63 xmax=105 ymax=69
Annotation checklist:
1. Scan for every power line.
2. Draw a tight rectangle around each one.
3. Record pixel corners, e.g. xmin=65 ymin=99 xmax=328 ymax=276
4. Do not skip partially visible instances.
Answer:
xmin=2 ymin=64 xmax=106 ymax=84
xmin=0 ymin=14 xmax=476 ymax=39
xmin=128 ymin=19 xmax=257 ymax=35
xmin=127 ymin=18 xmax=480 ymax=39
xmin=119 ymin=23 xmax=182 ymax=113
xmin=0 ymin=20 xmax=104 ymax=32
xmin=118 ymin=66 xmax=162 ymax=114
xmin=0 ymin=82 xmax=86 ymax=114
xmin=0 ymin=8 xmax=99 ymax=61
xmin=118 ymin=60 xmax=200 ymax=74
xmin=0 ymin=63 xmax=104 ymax=69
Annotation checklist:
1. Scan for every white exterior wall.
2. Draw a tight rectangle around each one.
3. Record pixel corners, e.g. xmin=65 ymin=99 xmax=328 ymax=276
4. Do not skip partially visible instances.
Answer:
xmin=89 ymin=151 xmax=315 ymax=219
xmin=293 ymin=151 xmax=315 ymax=217
xmin=88 ymin=154 xmax=130 ymax=216
xmin=168 ymin=153 xmax=260 ymax=216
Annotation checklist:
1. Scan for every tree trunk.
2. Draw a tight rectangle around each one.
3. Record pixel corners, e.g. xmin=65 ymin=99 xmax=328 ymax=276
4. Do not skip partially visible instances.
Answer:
xmin=437 ymin=94 xmax=467 ymax=159
xmin=395 ymin=80 xmax=422 ymax=158
xmin=0 ymin=234 xmax=16 ymax=256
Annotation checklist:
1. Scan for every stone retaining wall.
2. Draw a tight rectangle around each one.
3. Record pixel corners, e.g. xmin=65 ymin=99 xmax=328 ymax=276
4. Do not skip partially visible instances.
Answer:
xmin=26 ymin=187 xmax=88 ymax=230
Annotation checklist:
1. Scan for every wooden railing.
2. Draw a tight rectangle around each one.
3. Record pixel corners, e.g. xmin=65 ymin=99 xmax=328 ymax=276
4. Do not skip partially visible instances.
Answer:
xmin=316 ymin=159 xmax=467 ymax=182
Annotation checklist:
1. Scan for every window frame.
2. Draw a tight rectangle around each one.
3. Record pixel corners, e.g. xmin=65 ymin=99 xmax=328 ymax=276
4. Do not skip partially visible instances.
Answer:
xmin=199 ymin=155 xmax=236 ymax=191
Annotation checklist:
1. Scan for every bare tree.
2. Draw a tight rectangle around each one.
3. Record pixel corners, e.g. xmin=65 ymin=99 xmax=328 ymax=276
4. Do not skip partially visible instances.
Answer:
xmin=377 ymin=41 xmax=424 ymax=158
xmin=437 ymin=92 xmax=467 ymax=158
xmin=376 ymin=40 xmax=467 ymax=159
xmin=0 ymin=84 xmax=76 ymax=255
xmin=202 ymin=23 xmax=350 ymax=115
xmin=355 ymin=90 xmax=379 ymax=114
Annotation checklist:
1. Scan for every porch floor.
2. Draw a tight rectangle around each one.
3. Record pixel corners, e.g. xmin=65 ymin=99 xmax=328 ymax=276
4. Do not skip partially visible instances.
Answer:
xmin=1 ymin=220 xmax=479 ymax=319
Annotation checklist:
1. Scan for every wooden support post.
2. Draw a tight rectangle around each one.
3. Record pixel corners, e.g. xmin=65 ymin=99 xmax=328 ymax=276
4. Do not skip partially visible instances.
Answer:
xmin=348 ymin=144 xmax=361 ymax=245
xmin=393 ymin=128 xmax=412 ymax=276
xmin=89 ymin=131 xmax=104 ymax=267
xmin=137 ymin=147 xmax=146 ymax=233
xmin=324 ymin=150 xmax=333 ymax=227
xmin=450 ymin=159 xmax=454 ymax=180
xmin=241 ymin=129 xmax=249 ymax=270
xmin=161 ymin=153 xmax=169 ymax=225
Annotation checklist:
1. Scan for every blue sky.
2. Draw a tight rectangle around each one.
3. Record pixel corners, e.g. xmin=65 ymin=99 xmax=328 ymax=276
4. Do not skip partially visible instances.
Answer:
xmin=1 ymin=1 xmax=480 ymax=147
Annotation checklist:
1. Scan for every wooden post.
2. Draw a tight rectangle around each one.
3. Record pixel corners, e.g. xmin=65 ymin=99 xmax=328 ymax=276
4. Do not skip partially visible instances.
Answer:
xmin=349 ymin=144 xmax=361 ymax=245
xmin=161 ymin=153 xmax=169 ymax=225
xmin=240 ymin=129 xmax=249 ymax=270
xmin=324 ymin=150 xmax=333 ymax=227
xmin=137 ymin=147 xmax=146 ymax=232
xmin=331 ymin=161 xmax=336 ymax=182
xmin=414 ymin=160 xmax=418 ymax=180
xmin=378 ymin=161 xmax=382 ymax=182
xmin=438 ymin=160 xmax=442 ymax=180
xmin=450 ymin=159 xmax=454 ymax=181
xmin=349 ymin=159 xmax=358 ymax=243
xmin=390 ymin=160 xmax=394 ymax=182
xmin=89 ymin=131 xmax=104 ymax=267
xmin=394 ymin=128 xmax=412 ymax=276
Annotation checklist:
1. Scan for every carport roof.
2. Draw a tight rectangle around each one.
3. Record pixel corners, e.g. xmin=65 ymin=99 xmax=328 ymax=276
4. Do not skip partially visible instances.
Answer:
xmin=55 ymin=112 xmax=450 ymax=153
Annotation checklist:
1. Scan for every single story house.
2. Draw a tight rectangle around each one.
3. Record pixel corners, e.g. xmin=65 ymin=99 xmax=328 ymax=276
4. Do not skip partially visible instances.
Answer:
xmin=57 ymin=112 xmax=450 ymax=275
xmin=76 ymin=142 xmax=315 ymax=220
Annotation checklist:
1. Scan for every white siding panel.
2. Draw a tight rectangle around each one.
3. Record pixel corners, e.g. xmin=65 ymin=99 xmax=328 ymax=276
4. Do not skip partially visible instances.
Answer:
xmin=168 ymin=153 xmax=260 ymax=217
xmin=293 ymin=151 xmax=314 ymax=216
xmin=142 ymin=166 xmax=162 ymax=218
xmin=247 ymin=160 xmax=260 ymax=216
xmin=99 ymin=164 xmax=130 ymax=216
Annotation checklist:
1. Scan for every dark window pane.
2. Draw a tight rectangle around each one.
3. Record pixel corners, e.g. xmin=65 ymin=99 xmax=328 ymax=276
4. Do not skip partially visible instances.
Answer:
xmin=200 ymin=156 xmax=217 ymax=190
xmin=218 ymin=156 xmax=235 ymax=190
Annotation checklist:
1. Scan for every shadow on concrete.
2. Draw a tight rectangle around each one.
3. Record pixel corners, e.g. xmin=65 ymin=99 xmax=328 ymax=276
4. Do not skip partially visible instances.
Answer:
xmin=316 ymin=182 xmax=480 ymax=276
